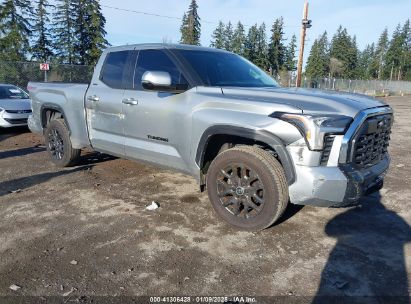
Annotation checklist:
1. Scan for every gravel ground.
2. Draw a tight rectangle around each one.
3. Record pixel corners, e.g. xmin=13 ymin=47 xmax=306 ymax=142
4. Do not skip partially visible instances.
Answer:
xmin=0 ymin=96 xmax=410 ymax=303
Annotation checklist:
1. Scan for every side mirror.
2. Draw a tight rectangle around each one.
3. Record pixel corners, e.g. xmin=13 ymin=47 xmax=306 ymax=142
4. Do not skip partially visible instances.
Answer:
xmin=141 ymin=71 xmax=173 ymax=92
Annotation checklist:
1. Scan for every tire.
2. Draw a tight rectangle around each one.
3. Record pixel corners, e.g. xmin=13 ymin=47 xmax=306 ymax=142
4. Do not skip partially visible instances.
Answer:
xmin=44 ymin=119 xmax=81 ymax=167
xmin=206 ymin=145 xmax=289 ymax=231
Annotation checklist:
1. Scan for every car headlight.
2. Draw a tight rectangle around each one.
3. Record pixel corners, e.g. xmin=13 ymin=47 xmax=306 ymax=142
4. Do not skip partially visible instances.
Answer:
xmin=270 ymin=112 xmax=353 ymax=150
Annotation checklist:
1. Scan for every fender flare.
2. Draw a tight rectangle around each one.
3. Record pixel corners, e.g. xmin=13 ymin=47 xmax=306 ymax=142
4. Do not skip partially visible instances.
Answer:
xmin=40 ymin=103 xmax=70 ymax=131
xmin=195 ymin=125 xmax=295 ymax=185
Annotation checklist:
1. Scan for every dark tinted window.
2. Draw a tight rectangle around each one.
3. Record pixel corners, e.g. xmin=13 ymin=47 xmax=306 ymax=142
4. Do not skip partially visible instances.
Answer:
xmin=100 ymin=51 xmax=130 ymax=89
xmin=134 ymin=49 xmax=188 ymax=90
xmin=0 ymin=86 xmax=29 ymax=99
xmin=176 ymin=50 xmax=279 ymax=88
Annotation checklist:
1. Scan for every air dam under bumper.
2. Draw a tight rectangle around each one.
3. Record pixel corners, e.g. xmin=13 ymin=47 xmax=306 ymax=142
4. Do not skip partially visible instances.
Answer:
xmin=289 ymin=156 xmax=390 ymax=207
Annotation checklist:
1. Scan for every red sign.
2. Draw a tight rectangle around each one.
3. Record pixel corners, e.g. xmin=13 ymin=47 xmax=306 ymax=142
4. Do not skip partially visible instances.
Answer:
xmin=40 ymin=63 xmax=50 ymax=71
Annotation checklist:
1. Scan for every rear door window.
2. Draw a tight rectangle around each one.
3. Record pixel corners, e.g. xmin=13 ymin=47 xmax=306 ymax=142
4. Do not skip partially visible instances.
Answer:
xmin=100 ymin=51 xmax=131 ymax=89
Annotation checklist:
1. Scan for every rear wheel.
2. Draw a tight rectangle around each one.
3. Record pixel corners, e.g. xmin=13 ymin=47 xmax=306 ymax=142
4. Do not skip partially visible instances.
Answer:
xmin=206 ymin=145 xmax=288 ymax=231
xmin=45 ymin=119 xmax=80 ymax=167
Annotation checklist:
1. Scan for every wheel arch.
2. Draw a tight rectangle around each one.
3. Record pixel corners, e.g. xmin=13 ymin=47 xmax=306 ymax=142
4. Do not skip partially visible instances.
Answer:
xmin=40 ymin=103 xmax=69 ymax=131
xmin=196 ymin=125 xmax=295 ymax=185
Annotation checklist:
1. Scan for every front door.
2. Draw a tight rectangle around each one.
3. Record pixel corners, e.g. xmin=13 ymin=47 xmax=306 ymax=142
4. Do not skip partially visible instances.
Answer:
xmin=121 ymin=49 xmax=191 ymax=172
xmin=86 ymin=50 xmax=131 ymax=156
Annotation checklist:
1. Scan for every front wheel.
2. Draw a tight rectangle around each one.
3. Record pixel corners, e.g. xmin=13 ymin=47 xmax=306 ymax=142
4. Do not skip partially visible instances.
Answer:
xmin=206 ymin=145 xmax=289 ymax=231
xmin=44 ymin=119 xmax=81 ymax=167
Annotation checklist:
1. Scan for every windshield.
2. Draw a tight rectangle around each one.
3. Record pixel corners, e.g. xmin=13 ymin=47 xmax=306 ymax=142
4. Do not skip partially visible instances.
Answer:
xmin=176 ymin=50 xmax=279 ymax=88
xmin=0 ymin=85 xmax=29 ymax=100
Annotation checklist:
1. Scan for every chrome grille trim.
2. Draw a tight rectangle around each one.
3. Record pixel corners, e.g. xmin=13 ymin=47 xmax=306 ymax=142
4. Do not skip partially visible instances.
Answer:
xmin=339 ymin=106 xmax=393 ymax=164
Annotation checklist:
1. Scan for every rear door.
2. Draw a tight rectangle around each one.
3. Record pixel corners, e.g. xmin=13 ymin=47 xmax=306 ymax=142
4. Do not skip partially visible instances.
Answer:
xmin=121 ymin=49 xmax=191 ymax=172
xmin=86 ymin=50 xmax=132 ymax=156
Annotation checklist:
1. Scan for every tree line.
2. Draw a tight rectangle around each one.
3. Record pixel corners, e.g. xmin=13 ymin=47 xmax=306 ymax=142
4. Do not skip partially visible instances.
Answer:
xmin=180 ymin=0 xmax=411 ymax=81
xmin=0 ymin=0 xmax=108 ymax=66
xmin=179 ymin=1 xmax=297 ymax=76
xmin=1 ymin=0 xmax=410 ymax=82
xmin=306 ymin=21 xmax=411 ymax=81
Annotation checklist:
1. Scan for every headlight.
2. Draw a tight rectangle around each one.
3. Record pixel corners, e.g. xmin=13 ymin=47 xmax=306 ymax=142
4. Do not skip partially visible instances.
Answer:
xmin=270 ymin=112 xmax=352 ymax=150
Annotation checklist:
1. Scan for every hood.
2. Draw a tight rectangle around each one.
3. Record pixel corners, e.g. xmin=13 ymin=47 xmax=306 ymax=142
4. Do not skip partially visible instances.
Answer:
xmin=221 ymin=87 xmax=387 ymax=118
xmin=0 ymin=98 xmax=31 ymax=111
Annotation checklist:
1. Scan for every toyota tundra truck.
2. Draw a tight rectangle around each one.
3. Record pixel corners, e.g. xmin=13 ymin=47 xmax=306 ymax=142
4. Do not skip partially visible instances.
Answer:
xmin=27 ymin=44 xmax=393 ymax=231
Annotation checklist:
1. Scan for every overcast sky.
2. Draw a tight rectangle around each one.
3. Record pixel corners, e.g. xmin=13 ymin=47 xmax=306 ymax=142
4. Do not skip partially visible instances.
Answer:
xmin=100 ymin=0 xmax=411 ymax=62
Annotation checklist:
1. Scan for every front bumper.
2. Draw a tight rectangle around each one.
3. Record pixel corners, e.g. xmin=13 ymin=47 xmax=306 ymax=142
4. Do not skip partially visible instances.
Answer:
xmin=0 ymin=110 xmax=30 ymax=127
xmin=289 ymin=156 xmax=390 ymax=207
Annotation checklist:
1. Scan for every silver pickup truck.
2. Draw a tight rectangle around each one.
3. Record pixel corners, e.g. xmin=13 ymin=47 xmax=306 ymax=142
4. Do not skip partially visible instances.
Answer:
xmin=28 ymin=43 xmax=393 ymax=230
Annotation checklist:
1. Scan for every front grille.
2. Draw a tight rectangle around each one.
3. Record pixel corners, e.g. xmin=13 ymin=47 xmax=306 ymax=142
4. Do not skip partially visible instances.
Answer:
xmin=352 ymin=113 xmax=392 ymax=168
xmin=320 ymin=135 xmax=335 ymax=165
xmin=5 ymin=109 xmax=32 ymax=114
xmin=4 ymin=118 xmax=28 ymax=125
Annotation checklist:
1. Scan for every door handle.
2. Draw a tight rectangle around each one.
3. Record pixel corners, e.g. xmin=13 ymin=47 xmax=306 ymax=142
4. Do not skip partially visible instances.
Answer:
xmin=87 ymin=95 xmax=100 ymax=102
xmin=122 ymin=98 xmax=138 ymax=105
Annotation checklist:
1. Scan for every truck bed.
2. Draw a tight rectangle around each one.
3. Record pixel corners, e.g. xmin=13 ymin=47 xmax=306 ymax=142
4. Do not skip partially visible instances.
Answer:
xmin=28 ymin=82 xmax=91 ymax=149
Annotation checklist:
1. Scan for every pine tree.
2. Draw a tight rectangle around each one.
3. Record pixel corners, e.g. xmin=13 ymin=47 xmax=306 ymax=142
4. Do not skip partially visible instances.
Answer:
xmin=53 ymin=0 xmax=76 ymax=64
xmin=357 ymin=43 xmax=375 ymax=79
xmin=371 ymin=28 xmax=389 ymax=79
xmin=72 ymin=0 xmax=108 ymax=65
xmin=305 ymin=31 xmax=329 ymax=79
xmin=384 ymin=23 xmax=407 ymax=80
xmin=224 ymin=21 xmax=233 ymax=51
xmin=268 ymin=17 xmax=286 ymax=75
xmin=210 ymin=21 xmax=225 ymax=49
xmin=244 ymin=24 xmax=259 ymax=64
xmin=284 ymin=34 xmax=297 ymax=71
xmin=179 ymin=0 xmax=201 ymax=45
xmin=86 ymin=0 xmax=108 ymax=65
xmin=403 ymin=19 xmax=411 ymax=80
xmin=0 ymin=0 xmax=33 ymax=61
xmin=255 ymin=23 xmax=269 ymax=69
xmin=31 ymin=0 xmax=54 ymax=62
xmin=231 ymin=21 xmax=245 ymax=56
xmin=329 ymin=26 xmax=358 ymax=78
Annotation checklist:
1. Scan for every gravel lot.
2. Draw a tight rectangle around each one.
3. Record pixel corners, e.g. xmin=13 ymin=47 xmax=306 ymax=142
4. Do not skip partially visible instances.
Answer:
xmin=0 ymin=96 xmax=410 ymax=303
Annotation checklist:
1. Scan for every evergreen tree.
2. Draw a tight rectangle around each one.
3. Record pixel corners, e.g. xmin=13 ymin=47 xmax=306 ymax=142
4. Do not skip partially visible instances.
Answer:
xmin=244 ymin=24 xmax=259 ymax=64
xmin=53 ymin=0 xmax=76 ymax=64
xmin=284 ymin=34 xmax=297 ymax=71
xmin=357 ymin=43 xmax=375 ymax=79
xmin=268 ymin=17 xmax=286 ymax=75
xmin=329 ymin=26 xmax=358 ymax=78
xmin=224 ymin=21 xmax=233 ymax=51
xmin=210 ymin=21 xmax=225 ymax=49
xmin=72 ymin=0 xmax=108 ymax=65
xmin=305 ymin=32 xmax=329 ymax=79
xmin=403 ymin=19 xmax=411 ymax=80
xmin=179 ymin=0 xmax=201 ymax=45
xmin=255 ymin=23 xmax=269 ymax=69
xmin=0 ymin=0 xmax=33 ymax=61
xmin=231 ymin=21 xmax=245 ymax=56
xmin=384 ymin=23 xmax=407 ymax=80
xmin=371 ymin=28 xmax=389 ymax=79
xmin=31 ymin=0 xmax=54 ymax=62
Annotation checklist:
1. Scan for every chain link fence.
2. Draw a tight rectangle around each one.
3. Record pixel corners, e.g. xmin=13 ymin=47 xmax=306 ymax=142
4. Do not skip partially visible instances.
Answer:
xmin=275 ymin=72 xmax=411 ymax=96
xmin=0 ymin=61 xmax=93 ymax=89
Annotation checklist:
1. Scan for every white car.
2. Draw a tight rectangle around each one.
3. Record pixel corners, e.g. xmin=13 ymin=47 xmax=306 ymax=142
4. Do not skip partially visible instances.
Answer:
xmin=0 ymin=84 xmax=32 ymax=128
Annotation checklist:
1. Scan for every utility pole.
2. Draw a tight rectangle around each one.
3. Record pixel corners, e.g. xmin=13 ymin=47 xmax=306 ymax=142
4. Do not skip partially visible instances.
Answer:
xmin=296 ymin=1 xmax=312 ymax=87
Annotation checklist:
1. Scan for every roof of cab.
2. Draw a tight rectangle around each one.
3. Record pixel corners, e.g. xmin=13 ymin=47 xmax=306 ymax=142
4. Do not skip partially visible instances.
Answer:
xmin=104 ymin=43 xmax=229 ymax=53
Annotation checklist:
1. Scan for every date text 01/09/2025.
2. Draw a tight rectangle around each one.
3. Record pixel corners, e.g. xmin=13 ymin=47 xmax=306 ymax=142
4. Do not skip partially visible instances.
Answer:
xmin=149 ymin=296 xmax=257 ymax=303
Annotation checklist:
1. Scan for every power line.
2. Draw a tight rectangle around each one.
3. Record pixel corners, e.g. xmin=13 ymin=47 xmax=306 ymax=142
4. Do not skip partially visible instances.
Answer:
xmin=100 ymin=4 xmax=216 ymax=24
xmin=100 ymin=4 xmax=300 ymax=28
